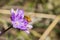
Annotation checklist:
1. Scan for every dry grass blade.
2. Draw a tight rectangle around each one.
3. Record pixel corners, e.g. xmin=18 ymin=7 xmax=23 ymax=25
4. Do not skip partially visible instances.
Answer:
xmin=31 ymin=30 xmax=41 ymax=37
xmin=0 ymin=9 xmax=56 ymax=19
xmin=39 ymin=16 xmax=60 ymax=40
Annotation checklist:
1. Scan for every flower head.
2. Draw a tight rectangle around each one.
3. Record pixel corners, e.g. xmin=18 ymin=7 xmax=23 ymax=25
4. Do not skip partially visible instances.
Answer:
xmin=10 ymin=9 xmax=28 ymax=30
xmin=10 ymin=9 xmax=33 ymax=34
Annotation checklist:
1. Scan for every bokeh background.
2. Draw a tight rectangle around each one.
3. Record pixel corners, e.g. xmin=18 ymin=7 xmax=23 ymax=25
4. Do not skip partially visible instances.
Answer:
xmin=0 ymin=0 xmax=60 ymax=40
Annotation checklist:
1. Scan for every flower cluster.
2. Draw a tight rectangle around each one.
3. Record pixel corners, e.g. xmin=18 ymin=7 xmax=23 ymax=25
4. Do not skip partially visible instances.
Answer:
xmin=10 ymin=9 xmax=33 ymax=34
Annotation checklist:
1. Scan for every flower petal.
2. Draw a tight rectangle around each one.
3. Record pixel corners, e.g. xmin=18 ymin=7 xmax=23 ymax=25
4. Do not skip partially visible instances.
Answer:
xmin=24 ymin=30 xmax=30 ymax=34
xmin=10 ymin=13 xmax=15 ymax=21
xmin=10 ymin=8 xmax=15 ymax=14
xmin=15 ymin=9 xmax=19 ymax=16
xmin=18 ymin=10 xmax=24 ymax=19
xmin=26 ymin=24 xmax=33 ymax=29
xmin=10 ymin=9 xmax=29 ymax=31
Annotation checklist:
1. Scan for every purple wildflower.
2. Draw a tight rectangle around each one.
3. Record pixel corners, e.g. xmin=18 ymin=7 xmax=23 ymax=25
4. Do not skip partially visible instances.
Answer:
xmin=10 ymin=9 xmax=28 ymax=30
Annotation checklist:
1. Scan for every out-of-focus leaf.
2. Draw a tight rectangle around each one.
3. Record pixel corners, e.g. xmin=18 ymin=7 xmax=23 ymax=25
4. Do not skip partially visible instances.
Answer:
xmin=17 ymin=31 xmax=32 ymax=40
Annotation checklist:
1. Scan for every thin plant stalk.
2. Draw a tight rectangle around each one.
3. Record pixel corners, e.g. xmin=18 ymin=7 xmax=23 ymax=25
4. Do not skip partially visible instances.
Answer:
xmin=0 ymin=25 xmax=12 ymax=36
xmin=39 ymin=16 xmax=60 ymax=40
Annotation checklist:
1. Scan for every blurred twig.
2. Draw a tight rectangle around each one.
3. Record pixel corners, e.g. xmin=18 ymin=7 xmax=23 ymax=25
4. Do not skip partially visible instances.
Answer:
xmin=0 ymin=9 xmax=56 ymax=19
xmin=0 ymin=24 xmax=12 ymax=36
xmin=39 ymin=16 xmax=60 ymax=40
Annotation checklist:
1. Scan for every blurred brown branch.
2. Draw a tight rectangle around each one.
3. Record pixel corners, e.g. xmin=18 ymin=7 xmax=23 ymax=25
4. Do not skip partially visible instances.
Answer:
xmin=0 ymin=9 xmax=56 ymax=19
xmin=39 ymin=16 xmax=60 ymax=40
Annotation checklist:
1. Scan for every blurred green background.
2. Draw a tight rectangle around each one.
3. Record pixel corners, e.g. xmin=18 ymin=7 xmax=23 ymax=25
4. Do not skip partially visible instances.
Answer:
xmin=0 ymin=0 xmax=60 ymax=40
